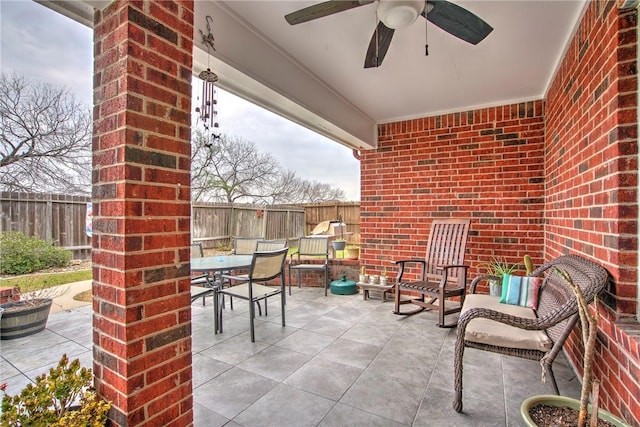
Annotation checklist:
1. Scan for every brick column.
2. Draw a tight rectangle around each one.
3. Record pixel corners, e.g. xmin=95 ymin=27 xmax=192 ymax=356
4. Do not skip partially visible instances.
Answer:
xmin=92 ymin=2 xmax=194 ymax=425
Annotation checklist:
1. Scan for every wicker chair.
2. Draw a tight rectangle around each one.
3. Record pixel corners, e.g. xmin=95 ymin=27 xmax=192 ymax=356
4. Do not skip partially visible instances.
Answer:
xmin=393 ymin=218 xmax=471 ymax=327
xmin=452 ymin=254 xmax=609 ymax=413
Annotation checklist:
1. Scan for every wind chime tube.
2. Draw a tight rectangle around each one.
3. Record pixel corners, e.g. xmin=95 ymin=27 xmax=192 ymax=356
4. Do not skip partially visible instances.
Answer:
xmin=201 ymin=81 xmax=207 ymax=124
xmin=209 ymin=80 xmax=215 ymax=128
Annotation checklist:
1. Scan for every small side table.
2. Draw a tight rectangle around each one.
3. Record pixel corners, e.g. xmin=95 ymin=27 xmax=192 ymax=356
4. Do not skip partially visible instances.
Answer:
xmin=356 ymin=281 xmax=394 ymax=302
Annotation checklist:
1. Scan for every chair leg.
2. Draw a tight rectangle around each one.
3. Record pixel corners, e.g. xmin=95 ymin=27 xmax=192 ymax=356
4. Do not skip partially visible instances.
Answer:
xmin=545 ymin=363 xmax=560 ymax=395
xmin=288 ymin=264 xmax=292 ymax=295
xmin=249 ymin=295 xmax=256 ymax=342
xmin=324 ymin=267 xmax=328 ymax=296
xmin=298 ymin=269 xmax=302 ymax=289
xmin=453 ymin=329 xmax=466 ymax=413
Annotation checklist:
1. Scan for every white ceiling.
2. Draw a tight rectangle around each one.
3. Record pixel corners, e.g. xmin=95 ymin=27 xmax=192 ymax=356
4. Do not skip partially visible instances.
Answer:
xmin=42 ymin=0 xmax=588 ymax=150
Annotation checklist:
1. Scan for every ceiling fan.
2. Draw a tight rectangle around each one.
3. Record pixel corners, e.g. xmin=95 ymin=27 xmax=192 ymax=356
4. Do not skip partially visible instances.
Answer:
xmin=285 ymin=0 xmax=493 ymax=68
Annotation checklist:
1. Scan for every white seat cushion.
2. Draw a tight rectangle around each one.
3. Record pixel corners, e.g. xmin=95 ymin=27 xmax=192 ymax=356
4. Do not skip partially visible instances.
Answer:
xmin=462 ymin=294 xmax=552 ymax=352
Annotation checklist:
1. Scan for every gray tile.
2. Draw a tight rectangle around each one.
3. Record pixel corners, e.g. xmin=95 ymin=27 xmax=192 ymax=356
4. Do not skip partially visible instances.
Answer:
xmin=201 ymin=334 xmax=269 ymax=365
xmin=340 ymin=369 xmax=425 ymax=425
xmin=192 ymin=353 xmax=232 ymax=388
xmin=317 ymin=338 xmax=382 ymax=369
xmin=193 ymin=402 xmax=231 ymax=427
xmin=193 ymin=367 xmax=277 ymax=419
xmin=237 ymin=345 xmax=310 ymax=381
xmin=413 ymin=387 xmax=505 ymax=427
xmin=341 ymin=321 xmax=399 ymax=347
xmin=0 ymin=358 xmax=20 ymax=380
xmin=235 ymin=383 xmax=335 ymax=427
xmin=319 ymin=402 xmax=407 ymax=427
xmin=284 ymin=357 xmax=363 ymax=400
xmin=275 ymin=329 xmax=336 ymax=356
xmin=303 ymin=315 xmax=353 ymax=337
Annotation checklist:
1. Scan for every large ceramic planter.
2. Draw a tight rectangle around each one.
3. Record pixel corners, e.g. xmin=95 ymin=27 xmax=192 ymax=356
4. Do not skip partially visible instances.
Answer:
xmin=0 ymin=298 xmax=53 ymax=340
xmin=520 ymin=395 xmax=630 ymax=427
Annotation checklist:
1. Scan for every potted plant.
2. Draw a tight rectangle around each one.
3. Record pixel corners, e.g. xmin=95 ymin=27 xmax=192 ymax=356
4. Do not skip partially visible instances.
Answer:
xmin=478 ymin=256 xmax=519 ymax=296
xmin=332 ymin=215 xmax=347 ymax=254
xmin=344 ymin=244 xmax=360 ymax=259
xmin=359 ymin=266 xmax=368 ymax=283
xmin=379 ymin=267 xmax=388 ymax=286
xmin=520 ymin=269 xmax=630 ymax=427
xmin=1 ymin=353 xmax=111 ymax=426
xmin=0 ymin=287 xmax=64 ymax=340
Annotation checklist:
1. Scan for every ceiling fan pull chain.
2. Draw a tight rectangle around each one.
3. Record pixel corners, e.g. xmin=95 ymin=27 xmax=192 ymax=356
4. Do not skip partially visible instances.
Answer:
xmin=425 ymin=19 xmax=429 ymax=56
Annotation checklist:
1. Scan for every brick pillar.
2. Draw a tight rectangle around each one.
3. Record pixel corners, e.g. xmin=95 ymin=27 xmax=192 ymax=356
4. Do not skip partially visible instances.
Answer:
xmin=92 ymin=2 xmax=194 ymax=425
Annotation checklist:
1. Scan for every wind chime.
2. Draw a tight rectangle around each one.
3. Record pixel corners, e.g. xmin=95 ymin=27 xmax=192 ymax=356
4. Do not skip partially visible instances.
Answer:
xmin=195 ymin=15 xmax=220 ymax=141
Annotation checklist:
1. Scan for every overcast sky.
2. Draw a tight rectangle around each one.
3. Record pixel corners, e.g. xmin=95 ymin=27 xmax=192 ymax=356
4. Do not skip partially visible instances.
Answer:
xmin=0 ymin=0 xmax=361 ymax=200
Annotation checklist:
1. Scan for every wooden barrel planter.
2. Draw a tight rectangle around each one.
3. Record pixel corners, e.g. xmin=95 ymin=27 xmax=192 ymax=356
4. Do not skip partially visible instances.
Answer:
xmin=0 ymin=298 xmax=53 ymax=340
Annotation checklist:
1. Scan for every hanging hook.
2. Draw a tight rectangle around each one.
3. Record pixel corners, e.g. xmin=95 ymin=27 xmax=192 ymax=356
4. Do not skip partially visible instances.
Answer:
xmin=200 ymin=15 xmax=216 ymax=52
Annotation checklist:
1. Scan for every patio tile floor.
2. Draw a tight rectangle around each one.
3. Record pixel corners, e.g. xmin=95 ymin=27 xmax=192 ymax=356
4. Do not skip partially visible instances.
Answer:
xmin=0 ymin=287 xmax=582 ymax=426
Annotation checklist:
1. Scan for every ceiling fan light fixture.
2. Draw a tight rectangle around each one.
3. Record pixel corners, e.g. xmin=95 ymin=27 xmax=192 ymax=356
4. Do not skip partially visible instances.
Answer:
xmin=377 ymin=0 xmax=424 ymax=29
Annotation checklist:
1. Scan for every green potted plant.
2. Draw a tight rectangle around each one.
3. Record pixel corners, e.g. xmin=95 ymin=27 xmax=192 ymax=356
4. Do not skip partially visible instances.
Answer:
xmin=359 ymin=266 xmax=368 ymax=283
xmin=478 ymin=256 xmax=518 ymax=296
xmin=520 ymin=269 xmax=629 ymax=427
xmin=379 ymin=267 xmax=388 ymax=286
xmin=1 ymin=353 xmax=111 ymax=426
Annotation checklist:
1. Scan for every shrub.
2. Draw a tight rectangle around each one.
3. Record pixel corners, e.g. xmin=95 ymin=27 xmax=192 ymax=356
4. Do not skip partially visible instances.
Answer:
xmin=1 ymin=354 xmax=111 ymax=426
xmin=0 ymin=232 xmax=71 ymax=275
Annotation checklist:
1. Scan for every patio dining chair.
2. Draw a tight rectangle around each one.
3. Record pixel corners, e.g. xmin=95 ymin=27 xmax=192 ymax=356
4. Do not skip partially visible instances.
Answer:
xmin=288 ymin=236 xmax=330 ymax=296
xmin=217 ymin=248 xmax=288 ymax=342
xmin=256 ymin=239 xmax=287 ymax=251
xmin=190 ymin=242 xmax=213 ymax=305
xmin=393 ymin=218 xmax=471 ymax=327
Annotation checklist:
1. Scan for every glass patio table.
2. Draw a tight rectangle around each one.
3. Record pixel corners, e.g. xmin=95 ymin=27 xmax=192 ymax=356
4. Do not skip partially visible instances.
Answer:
xmin=190 ymin=255 xmax=254 ymax=332
xmin=191 ymin=254 xmax=254 ymax=274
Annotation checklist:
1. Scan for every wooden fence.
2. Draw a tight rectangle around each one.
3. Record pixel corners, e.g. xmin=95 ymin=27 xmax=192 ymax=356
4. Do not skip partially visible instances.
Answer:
xmin=192 ymin=203 xmax=305 ymax=249
xmin=0 ymin=192 xmax=92 ymax=259
xmin=1 ymin=193 xmax=361 ymax=257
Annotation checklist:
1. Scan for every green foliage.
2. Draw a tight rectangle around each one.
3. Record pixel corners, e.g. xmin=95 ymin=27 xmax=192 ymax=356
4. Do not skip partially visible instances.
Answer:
xmin=479 ymin=256 xmax=519 ymax=277
xmin=1 ymin=354 xmax=111 ymax=426
xmin=0 ymin=232 xmax=71 ymax=275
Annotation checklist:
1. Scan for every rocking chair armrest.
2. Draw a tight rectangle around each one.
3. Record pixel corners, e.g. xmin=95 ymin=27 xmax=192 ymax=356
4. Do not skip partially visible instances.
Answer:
xmin=392 ymin=259 xmax=426 ymax=281
xmin=392 ymin=259 xmax=426 ymax=266
xmin=437 ymin=264 xmax=468 ymax=289
xmin=469 ymin=274 xmax=502 ymax=294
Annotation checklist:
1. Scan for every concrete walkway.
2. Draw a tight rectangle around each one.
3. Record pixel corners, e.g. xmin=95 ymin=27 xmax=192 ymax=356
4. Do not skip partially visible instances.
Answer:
xmin=49 ymin=280 xmax=92 ymax=314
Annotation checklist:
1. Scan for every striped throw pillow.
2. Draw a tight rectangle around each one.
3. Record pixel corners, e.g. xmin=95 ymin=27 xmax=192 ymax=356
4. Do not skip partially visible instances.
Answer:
xmin=499 ymin=274 xmax=542 ymax=310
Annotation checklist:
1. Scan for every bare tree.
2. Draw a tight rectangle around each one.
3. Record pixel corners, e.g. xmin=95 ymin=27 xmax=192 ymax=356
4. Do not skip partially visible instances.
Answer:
xmin=190 ymin=130 xmax=345 ymax=203
xmin=0 ymin=73 xmax=92 ymax=194
xmin=299 ymin=180 xmax=345 ymax=202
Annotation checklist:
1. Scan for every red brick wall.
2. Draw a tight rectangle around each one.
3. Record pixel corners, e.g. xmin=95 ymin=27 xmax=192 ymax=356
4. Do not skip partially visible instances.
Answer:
xmin=92 ymin=2 xmax=194 ymax=426
xmin=361 ymin=2 xmax=639 ymax=425
xmin=363 ymin=101 xmax=546 ymax=283
xmin=545 ymin=2 xmax=638 ymax=424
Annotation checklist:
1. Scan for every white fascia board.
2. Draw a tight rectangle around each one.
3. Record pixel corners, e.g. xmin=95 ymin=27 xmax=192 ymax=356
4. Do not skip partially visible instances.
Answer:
xmin=196 ymin=1 xmax=377 ymax=150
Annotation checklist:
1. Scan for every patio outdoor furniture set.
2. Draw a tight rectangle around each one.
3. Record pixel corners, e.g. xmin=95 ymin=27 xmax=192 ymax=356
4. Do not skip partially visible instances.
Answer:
xmin=191 ymin=221 xmax=610 ymax=412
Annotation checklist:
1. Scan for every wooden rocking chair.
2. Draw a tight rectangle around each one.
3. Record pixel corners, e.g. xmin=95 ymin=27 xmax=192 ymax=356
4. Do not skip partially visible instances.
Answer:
xmin=393 ymin=218 xmax=471 ymax=327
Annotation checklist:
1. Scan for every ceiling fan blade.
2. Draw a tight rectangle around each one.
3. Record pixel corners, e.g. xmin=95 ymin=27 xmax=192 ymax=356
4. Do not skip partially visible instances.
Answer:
xmin=423 ymin=0 xmax=493 ymax=45
xmin=364 ymin=22 xmax=395 ymax=68
xmin=285 ymin=0 xmax=374 ymax=25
